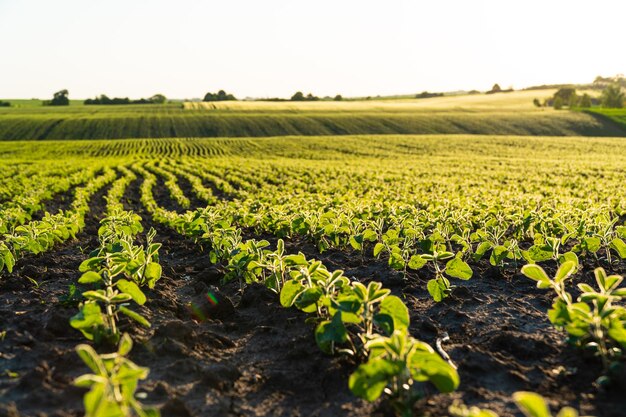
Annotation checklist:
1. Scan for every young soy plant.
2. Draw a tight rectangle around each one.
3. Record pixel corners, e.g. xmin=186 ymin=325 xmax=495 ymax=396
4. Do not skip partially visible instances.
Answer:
xmin=350 ymin=330 xmax=459 ymax=417
xmin=74 ymin=333 xmax=159 ymax=417
xmin=522 ymin=262 xmax=626 ymax=383
xmin=409 ymin=250 xmax=473 ymax=302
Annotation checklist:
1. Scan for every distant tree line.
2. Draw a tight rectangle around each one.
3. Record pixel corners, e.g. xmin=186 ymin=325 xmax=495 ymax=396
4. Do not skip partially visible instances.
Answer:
xmin=534 ymin=84 xmax=624 ymax=109
xmin=85 ymin=94 xmax=167 ymax=105
xmin=0 ymin=101 xmax=10 ymax=107
xmin=486 ymin=83 xmax=514 ymax=94
xmin=44 ymin=89 xmax=70 ymax=106
xmin=203 ymin=90 xmax=236 ymax=101
xmin=415 ymin=91 xmax=443 ymax=99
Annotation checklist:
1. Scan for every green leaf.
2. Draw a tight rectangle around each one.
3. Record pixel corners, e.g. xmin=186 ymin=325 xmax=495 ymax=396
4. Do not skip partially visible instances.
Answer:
xmin=117 ymin=333 xmax=133 ymax=356
xmin=388 ymin=252 xmax=405 ymax=271
xmin=379 ymin=295 xmax=410 ymax=332
xmin=116 ymin=279 xmax=147 ymax=305
xmin=70 ymin=302 xmax=105 ymax=341
xmin=427 ymin=278 xmax=448 ymax=302
xmin=284 ymin=254 xmax=308 ymax=266
xmin=279 ymin=280 xmax=305 ymax=307
xmin=610 ymin=238 xmax=626 ymax=259
xmin=556 ymin=408 xmax=579 ymax=417
xmin=489 ymin=245 xmax=509 ymax=266
xmin=75 ymin=343 xmax=106 ymax=375
xmin=558 ymin=251 xmax=579 ymax=267
xmin=521 ymin=264 xmax=551 ymax=287
xmin=445 ymin=258 xmax=473 ymax=280
xmin=582 ymin=237 xmax=601 ymax=253
xmin=79 ymin=257 xmax=104 ymax=272
xmin=513 ymin=391 xmax=551 ymax=417
xmin=143 ymin=262 xmax=162 ymax=287
xmin=407 ymin=254 xmax=427 ymax=270
xmin=554 ymin=261 xmax=576 ymax=284
xmin=118 ymin=306 xmax=151 ymax=328
xmin=526 ymin=245 xmax=553 ymax=262
xmin=349 ymin=358 xmax=402 ymax=401
xmin=294 ymin=287 xmax=323 ymax=310
xmin=608 ymin=321 xmax=626 ymax=348
xmin=315 ymin=313 xmax=348 ymax=354
xmin=78 ymin=271 xmax=102 ymax=284
xmin=372 ymin=313 xmax=394 ymax=335
xmin=373 ymin=242 xmax=385 ymax=257
xmin=410 ymin=348 xmax=460 ymax=393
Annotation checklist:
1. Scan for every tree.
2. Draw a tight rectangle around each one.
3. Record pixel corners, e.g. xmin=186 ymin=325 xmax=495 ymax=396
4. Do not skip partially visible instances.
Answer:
xmin=333 ymin=95 xmax=343 ymax=101
xmin=601 ymin=84 xmax=625 ymax=108
xmin=149 ymin=94 xmax=166 ymax=104
xmin=553 ymin=87 xmax=576 ymax=103
xmin=203 ymin=90 xmax=236 ymax=102
xmin=45 ymin=89 xmax=69 ymax=106
xmin=291 ymin=91 xmax=305 ymax=101
xmin=579 ymin=93 xmax=592 ymax=108
xmin=553 ymin=97 xmax=563 ymax=110
xmin=490 ymin=83 xmax=501 ymax=93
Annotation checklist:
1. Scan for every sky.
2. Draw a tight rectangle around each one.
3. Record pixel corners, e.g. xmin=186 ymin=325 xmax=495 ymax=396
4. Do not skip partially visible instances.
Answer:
xmin=1 ymin=0 xmax=624 ymax=99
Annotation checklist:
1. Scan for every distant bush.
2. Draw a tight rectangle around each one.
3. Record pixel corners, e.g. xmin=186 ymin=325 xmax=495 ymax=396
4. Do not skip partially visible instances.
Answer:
xmin=0 ymin=101 xmax=10 ymax=107
xmin=44 ymin=89 xmax=69 ymax=106
xmin=594 ymin=75 xmax=626 ymax=89
xmin=203 ymin=90 xmax=236 ymax=102
xmin=579 ymin=93 xmax=592 ymax=108
xmin=553 ymin=97 xmax=563 ymax=110
xmin=415 ymin=91 xmax=443 ymax=99
xmin=291 ymin=91 xmax=320 ymax=101
xmin=149 ymin=94 xmax=167 ymax=104
xmin=486 ymin=84 xmax=513 ymax=94
xmin=532 ymin=98 xmax=541 ymax=107
xmin=601 ymin=84 xmax=625 ymax=108
xmin=84 ymin=95 xmax=156 ymax=105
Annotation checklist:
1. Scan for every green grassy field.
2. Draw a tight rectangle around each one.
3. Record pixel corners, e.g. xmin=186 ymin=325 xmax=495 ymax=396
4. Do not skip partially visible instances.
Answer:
xmin=586 ymin=108 xmax=626 ymax=131
xmin=1 ymin=90 xmax=624 ymax=139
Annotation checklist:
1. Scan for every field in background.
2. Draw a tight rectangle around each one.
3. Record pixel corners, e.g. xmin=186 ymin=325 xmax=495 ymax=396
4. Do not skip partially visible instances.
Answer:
xmin=587 ymin=108 xmax=626 ymax=131
xmin=1 ymin=90 xmax=624 ymax=139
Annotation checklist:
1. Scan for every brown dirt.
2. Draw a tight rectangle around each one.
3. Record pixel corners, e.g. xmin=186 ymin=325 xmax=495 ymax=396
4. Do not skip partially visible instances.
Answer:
xmin=1 ymin=177 xmax=625 ymax=417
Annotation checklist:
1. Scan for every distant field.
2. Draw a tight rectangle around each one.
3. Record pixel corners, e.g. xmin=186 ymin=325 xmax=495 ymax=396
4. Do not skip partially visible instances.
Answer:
xmin=0 ymin=90 xmax=624 ymax=139
xmin=586 ymin=108 xmax=626 ymax=131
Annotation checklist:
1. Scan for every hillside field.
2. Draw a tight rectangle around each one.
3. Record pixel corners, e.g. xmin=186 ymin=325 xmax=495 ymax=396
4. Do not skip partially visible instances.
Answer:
xmin=1 ymin=135 xmax=626 ymax=417
xmin=1 ymin=90 xmax=625 ymax=140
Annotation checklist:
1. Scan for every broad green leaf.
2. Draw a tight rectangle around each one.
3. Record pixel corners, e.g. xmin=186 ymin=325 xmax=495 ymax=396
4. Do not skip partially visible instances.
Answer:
xmin=294 ymin=287 xmax=323 ymax=310
xmin=513 ymin=391 xmax=551 ymax=417
xmin=407 ymin=254 xmax=427 ymax=270
xmin=373 ymin=242 xmax=385 ymax=257
xmin=144 ymin=262 xmax=162 ymax=287
xmin=379 ymin=295 xmax=410 ymax=332
xmin=427 ymin=278 xmax=447 ymax=302
xmin=521 ymin=264 xmax=550 ymax=287
xmin=348 ymin=358 xmax=402 ymax=401
xmin=410 ymin=350 xmax=459 ymax=393
xmin=554 ymin=261 xmax=576 ymax=284
xmin=118 ymin=306 xmax=151 ymax=328
xmin=75 ymin=343 xmax=106 ymax=375
xmin=315 ymin=313 xmax=348 ymax=354
xmin=610 ymin=238 xmax=626 ymax=259
xmin=116 ymin=279 xmax=146 ymax=305
xmin=280 ymin=280 xmax=305 ymax=307
xmin=446 ymin=258 xmax=473 ymax=280
xmin=78 ymin=271 xmax=102 ymax=284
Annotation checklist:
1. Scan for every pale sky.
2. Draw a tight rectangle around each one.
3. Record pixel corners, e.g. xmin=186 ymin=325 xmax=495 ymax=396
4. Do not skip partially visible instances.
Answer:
xmin=1 ymin=0 xmax=624 ymax=99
